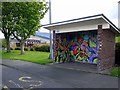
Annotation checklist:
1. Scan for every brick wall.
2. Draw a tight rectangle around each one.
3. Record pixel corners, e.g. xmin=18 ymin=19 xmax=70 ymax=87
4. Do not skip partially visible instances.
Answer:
xmin=98 ymin=25 xmax=115 ymax=71
xmin=53 ymin=30 xmax=57 ymax=61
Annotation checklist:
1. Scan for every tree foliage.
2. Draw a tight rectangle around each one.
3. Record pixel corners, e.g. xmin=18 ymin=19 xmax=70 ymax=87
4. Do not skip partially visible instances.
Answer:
xmin=13 ymin=2 xmax=48 ymax=41
xmin=1 ymin=2 xmax=15 ymax=52
xmin=1 ymin=1 xmax=48 ymax=54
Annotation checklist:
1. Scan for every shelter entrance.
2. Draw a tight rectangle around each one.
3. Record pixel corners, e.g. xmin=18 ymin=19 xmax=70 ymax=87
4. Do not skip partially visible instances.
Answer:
xmin=43 ymin=14 xmax=119 ymax=72
xmin=54 ymin=30 xmax=98 ymax=64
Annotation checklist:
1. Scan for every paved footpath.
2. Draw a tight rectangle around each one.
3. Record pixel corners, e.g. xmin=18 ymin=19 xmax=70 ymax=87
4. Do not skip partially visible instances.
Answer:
xmin=1 ymin=59 xmax=119 ymax=89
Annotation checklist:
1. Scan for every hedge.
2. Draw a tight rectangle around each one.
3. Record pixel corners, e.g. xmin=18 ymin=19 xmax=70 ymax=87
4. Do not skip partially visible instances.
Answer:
xmin=115 ymin=43 xmax=120 ymax=65
xmin=15 ymin=47 xmax=29 ymax=51
xmin=14 ymin=44 xmax=50 ymax=52
xmin=24 ymin=48 xmax=29 ymax=51
xmin=33 ymin=44 xmax=50 ymax=52
xmin=15 ymin=47 xmax=21 ymax=50
xmin=30 ymin=48 xmax=34 ymax=51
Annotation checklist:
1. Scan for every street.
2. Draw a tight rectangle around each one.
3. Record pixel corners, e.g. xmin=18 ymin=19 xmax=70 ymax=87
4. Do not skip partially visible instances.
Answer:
xmin=2 ymin=64 xmax=71 ymax=89
xmin=1 ymin=60 xmax=119 ymax=89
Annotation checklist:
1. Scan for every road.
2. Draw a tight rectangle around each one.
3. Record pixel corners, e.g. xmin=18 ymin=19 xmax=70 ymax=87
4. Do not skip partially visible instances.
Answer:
xmin=2 ymin=64 xmax=71 ymax=89
xmin=1 ymin=60 xmax=119 ymax=89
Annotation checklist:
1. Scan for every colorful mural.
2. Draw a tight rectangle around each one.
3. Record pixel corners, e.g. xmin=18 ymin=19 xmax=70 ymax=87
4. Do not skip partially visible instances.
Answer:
xmin=54 ymin=31 xmax=98 ymax=64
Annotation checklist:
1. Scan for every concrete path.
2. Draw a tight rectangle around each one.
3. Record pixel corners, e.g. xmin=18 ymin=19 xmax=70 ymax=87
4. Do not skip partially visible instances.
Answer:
xmin=1 ymin=59 xmax=119 ymax=88
xmin=48 ymin=62 xmax=98 ymax=73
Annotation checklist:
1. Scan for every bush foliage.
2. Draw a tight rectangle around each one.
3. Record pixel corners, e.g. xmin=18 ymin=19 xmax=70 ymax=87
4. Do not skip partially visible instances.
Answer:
xmin=110 ymin=67 xmax=120 ymax=77
xmin=15 ymin=47 xmax=29 ymax=51
xmin=15 ymin=47 xmax=21 ymax=50
xmin=33 ymin=44 xmax=50 ymax=52
xmin=0 ymin=39 xmax=6 ymax=48
xmin=30 ymin=48 xmax=34 ymax=51
xmin=115 ymin=43 xmax=120 ymax=65
xmin=24 ymin=47 xmax=29 ymax=51
xmin=14 ymin=44 xmax=50 ymax=52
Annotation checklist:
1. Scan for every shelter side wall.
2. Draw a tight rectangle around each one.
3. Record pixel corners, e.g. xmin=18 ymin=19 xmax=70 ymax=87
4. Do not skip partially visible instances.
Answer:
xmin=98 ymin=28 xmax=115 ymax=71
xmin=53 ymin=30 xmax=57 ymax=60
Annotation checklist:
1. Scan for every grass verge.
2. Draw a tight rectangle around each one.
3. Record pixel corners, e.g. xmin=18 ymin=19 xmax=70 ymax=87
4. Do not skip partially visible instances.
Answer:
xmin=116 ymin=36 xmax=120 ymax=43
xmin=0 ymin=50 xmax=53 ymax=65
xmin=110 ymin=67 xmax=120 ymax=77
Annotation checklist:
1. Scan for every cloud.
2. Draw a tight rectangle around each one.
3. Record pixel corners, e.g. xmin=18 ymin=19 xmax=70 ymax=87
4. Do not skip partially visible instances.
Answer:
xmin=1 ymin=0 xmax=119 ymax=38
xmin=42 ymin=0 xmax=119 ymax=26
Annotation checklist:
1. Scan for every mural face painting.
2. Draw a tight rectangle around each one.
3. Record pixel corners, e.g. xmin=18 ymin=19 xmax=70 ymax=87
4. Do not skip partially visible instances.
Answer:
xmin=54 ymin=30 xmax=98 ymax=64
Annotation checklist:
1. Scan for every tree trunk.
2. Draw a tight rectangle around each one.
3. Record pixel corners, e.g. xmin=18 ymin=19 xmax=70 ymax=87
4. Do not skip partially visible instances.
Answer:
xmin=6 ymin=39 xmax=11 ymax=53
xmin=20 ymin=41 xmax=25 ymax=54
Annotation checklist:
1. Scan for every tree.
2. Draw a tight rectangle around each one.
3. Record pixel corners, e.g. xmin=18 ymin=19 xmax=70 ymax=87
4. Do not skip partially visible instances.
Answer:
xmin=1 ymin=1 xmax=48 ymax=54
xmin=1 ymin=2 xmax=15 ymax=52
xmin=0 ymin=39 xmax=7 ymax=49
xmin=13 ymin=2 xmax=48 ymax=54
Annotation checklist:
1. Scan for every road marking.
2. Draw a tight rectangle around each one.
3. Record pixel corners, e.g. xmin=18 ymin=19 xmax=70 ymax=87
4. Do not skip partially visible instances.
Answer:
xmin=3 ymin=76 xmax=43 ymax=89
xmin=9 ymin=80 xmax=23 ymax=88
xmin=19 ymin=76 xmax=32 ymax=83
xmin=19 ymin=76 xmax=43 ymax=89
xmin=2 ymin=84 xmax=10 ymax=90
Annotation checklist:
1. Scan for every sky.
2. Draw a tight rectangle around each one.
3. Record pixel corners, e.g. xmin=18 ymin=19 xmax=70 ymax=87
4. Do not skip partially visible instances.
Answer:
xmin=41 ymin=0 xmax=119 ymax=32
xmin=0 ymin=0 xmax=119 ymax=38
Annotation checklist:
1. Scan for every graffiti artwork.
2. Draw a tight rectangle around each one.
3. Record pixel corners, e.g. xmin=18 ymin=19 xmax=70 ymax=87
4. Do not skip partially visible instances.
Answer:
xmin=54 ymin=30 xmax=98 ymax=64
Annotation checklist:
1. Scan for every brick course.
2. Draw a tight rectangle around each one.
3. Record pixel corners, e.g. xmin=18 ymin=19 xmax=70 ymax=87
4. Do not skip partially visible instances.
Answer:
xmin=97 ymin=25 xmax=115 ymax=71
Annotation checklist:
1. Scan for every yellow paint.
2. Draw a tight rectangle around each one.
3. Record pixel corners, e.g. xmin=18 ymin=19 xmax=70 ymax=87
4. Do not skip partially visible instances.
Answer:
xmin=2 ymin=84 xmax=9 ymax=90
xmin=19 ymin=76 xmax=32 ymax=82
xmin=9 ymin=80 xmax=23 ymax=88
xmin=19 ymin=76 xmax=43 ymax=89
xmin=3 ymin=76 xmax=43 ymax=89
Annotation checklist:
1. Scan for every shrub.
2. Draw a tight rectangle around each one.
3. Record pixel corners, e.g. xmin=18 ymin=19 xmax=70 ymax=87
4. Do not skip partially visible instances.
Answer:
xmin=40 ymin=45 xmax=50 ymax=52
xmin=15 ymin=47 xmax=29 ymax=51
xmin=24 ymin=47 xmax=29 ymax=51
xmin=10 ymin=48 xmax=13 ymax=50
xmin=115 ymin=43 xmax=120 ymax=65
xmin=15 ymin=47 xmax=21 ymax=50
xmin=116 ymin=43 xmax=120 ymax=50
xmin=0 ymin=39 xmax=6 ymax=48
xmin=30 ymin=48 xmax=34 ymax=51
xmin=110 ymin=67 xmax=120 ymax=77
xmin=33 ymin=44 xmax=50 ymax=52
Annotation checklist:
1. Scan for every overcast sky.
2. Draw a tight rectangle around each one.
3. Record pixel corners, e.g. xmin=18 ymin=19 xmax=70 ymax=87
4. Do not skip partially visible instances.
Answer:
xmin=42 ymin=0 xmax=119 ymax=24
xmin=0 ymin=0 xmax=119 ymax=38
xmin=40 ymin=0 xmax=119 ymax=32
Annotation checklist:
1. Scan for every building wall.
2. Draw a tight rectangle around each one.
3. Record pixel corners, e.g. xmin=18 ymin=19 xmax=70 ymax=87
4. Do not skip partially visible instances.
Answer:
xmin=10 ymin=37 xmax=49 ymax=49
xmin=53 ymin=30 xmax=98 ymax=64
xmin=98 ymin=26 xmax=115 ymax=71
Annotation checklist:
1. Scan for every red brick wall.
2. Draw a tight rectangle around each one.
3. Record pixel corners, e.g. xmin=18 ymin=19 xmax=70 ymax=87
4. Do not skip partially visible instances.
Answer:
xmin=53 ymin=30 xmax=56 ymax=61
xmin=98 ymin=25 xmax=115 ymax=71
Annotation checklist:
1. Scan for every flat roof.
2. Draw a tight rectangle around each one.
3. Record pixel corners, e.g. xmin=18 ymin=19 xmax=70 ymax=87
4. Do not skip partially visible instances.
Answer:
xmin=42 ymin=14 xmax=120 ymax=33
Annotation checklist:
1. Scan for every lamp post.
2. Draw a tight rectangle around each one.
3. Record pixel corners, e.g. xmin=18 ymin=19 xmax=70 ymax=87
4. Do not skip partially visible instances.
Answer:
xmin=49 ymin=0 xmax=53 ymax=59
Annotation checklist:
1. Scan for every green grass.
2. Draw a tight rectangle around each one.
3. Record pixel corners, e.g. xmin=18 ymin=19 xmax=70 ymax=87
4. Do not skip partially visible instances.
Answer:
xmin=0 ymin=50 xmax=53 ymax=65
xmin=116 ymin=36 xmax=120 ymax=43
xmin=110 ymin=67 xmax=120 ymax=77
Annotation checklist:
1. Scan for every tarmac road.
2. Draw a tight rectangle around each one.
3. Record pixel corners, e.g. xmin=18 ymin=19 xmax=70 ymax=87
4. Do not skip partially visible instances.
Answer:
xmin=2 ymin=64 xmax=72 ymax=89
xmin=1 ymin=60 xmax=119 ymax=89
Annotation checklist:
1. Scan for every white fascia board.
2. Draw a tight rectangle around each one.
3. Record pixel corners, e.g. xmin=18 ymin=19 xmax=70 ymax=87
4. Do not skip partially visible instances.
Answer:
xmin=102 ymin=16 xmax=120 ymax=33
xmin=43 ymin=15 xmax=120 ymax=34
xmin=43 ymin=16 xmax=102 ymax=29
xmin=55 ymin=23 xmax=109 ymax=33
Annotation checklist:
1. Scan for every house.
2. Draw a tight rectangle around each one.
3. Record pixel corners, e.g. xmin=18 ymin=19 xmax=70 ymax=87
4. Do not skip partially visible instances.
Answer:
xmin=43 ymin=14 xmax=120 ymax=72
xmin=10 ymin=32 xmax=50 ymax=49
